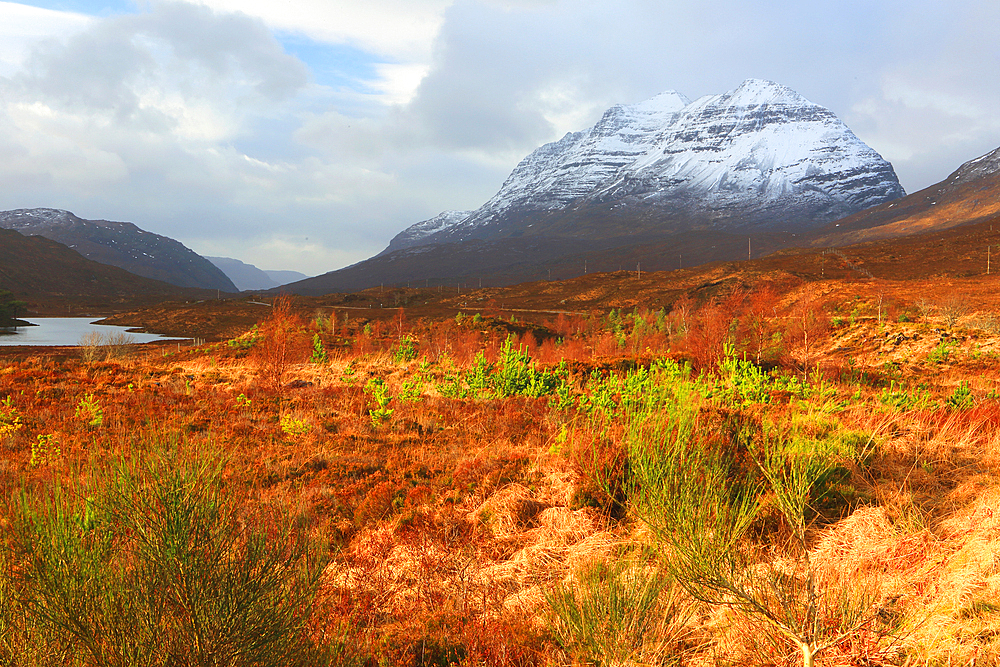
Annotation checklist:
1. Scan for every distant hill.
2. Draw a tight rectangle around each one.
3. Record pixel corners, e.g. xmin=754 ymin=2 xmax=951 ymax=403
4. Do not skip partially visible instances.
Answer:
xmin=265 ymin=269 xmax=308 ymax=285
xmin=809 ymin=145 xmax=1000 ymax=247
xmin=206 ymin=257 xmax=308 ymax=291
xmin=0 ymin=208 xmax=238 ymax=293
xmin=0 ymin=228 xmax=214 ymax=314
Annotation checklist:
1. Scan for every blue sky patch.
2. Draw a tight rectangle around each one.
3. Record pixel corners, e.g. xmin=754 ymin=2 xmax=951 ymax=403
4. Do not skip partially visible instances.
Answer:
xmin=9 ymin=0 xmax=139 ymax=16
xmin=277 ymin=32 xmax=385 ymax=92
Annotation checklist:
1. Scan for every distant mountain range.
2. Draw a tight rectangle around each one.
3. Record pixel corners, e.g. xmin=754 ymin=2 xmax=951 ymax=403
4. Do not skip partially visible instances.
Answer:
xmin=0 ymin=208 xmax=238 ymax=293
xmin=285 ymin=79 xmax=906 ymax=295
xmin=206 ymin=256 xmax=308 ymax=291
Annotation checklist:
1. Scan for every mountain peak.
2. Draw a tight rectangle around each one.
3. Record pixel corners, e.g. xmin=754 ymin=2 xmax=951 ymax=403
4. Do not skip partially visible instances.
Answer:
xmin=0 ymin=208 xmax=77 ymax=228
xmin=727 ymin=78 xmax=808 ymax=106
xmin=626 ymin=90 xmax=691 ymax=114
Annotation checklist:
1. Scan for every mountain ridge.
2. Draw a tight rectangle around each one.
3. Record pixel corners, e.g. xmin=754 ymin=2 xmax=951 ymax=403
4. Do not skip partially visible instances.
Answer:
xmin=0 ymin=208 xmax=238 ymax=293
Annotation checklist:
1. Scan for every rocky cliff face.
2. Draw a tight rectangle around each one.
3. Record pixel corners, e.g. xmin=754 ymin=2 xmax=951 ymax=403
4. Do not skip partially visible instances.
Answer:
xmin=0 ymin=208 xmax=238 ymax=292
xmin=389 ymin=79 xmax=904 ymax=249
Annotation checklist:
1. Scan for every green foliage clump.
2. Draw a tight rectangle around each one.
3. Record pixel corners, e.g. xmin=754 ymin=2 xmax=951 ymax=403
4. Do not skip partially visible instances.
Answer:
xmin=397 ymin=380 xmax=423 ymax=403
xmin=30 ymin=434 xmax=60 ymax=468
xmin=75 ymin=393 xmax=104 ymax=428
xmin=879 ymin=381 xmax=936 ymax=412
xmin=365 ymin=377 xmax=393 ymax=426
xmin=339 ymin=360 xmax=357 ymax=385
xmin=280 ymin=414 xmax=312 ymax=437
xmin=947 ymin=381 xmax=975 ymax=410
xmin=0 ymin=396 xmax=22 ymax=440
xmin=393 ymin=335 xmax=417 ymax=363
xmin=309 ymin=333 xmax=328 ymax=364
xmin=461 ymin=337 xmax=569 ymax=400
xmin=2 ymin=451 xmax=329 ymax=666
xmin=576 ymin=358 xmax=689 ymax=418
xmin=227 ymin=325 xmax=261 ymax=350
xmin=490 ymin=338 xmax=566 ymax=398
xmin=927 ymin=339 xmax=957 ymax=364
xmin=618 ymin=373 xmax=886 ymax=667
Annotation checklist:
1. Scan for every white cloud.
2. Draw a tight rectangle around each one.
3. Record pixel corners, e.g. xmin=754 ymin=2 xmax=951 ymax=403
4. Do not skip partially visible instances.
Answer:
xmin=192 ymin=0 xmax=454 ymax=62
xmin=0 ymin=2 xmax=92 ymax=75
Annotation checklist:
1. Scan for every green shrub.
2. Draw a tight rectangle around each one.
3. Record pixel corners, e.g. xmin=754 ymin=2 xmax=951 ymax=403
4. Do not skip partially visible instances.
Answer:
xmin=0 ymin=396 xmax=22 ymax=440
xmin=879 ymin=381 xmax=936 ymax=412
xmin=280 ymin=414 xmax=313 ymax=437
xmin=3 ymin=450 xmax=329 ymax=667
xmin=365 ymin=378 xmax=393 ymax=426
xmin=393 ymin=335 xmax=417 ymax=363
xmin=75 ymin=393 xmax=104 ymax=428
xmin=927 ymin=339 xmax=956 ymax=364
xmin=227 ymin=325 xmax=261 ymax=350
xmin=309 ymin=333 xmax=328 ymax=364
xmin=947 ymin=381 xmax=975 ymax=410
xmin=29 ymin=434 xmax=60 ymax=468
xmin=621 ymin=382 xmax=886 ymax=667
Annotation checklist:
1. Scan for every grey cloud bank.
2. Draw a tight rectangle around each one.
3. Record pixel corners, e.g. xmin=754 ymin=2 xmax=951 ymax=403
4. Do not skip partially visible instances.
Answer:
xmin=0 ymin=0 xmax=997 ymax=276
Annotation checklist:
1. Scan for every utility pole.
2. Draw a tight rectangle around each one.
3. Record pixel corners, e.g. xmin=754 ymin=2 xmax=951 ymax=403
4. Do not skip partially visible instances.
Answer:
xmin=584 ymin=260 xmax=587 ymax=274
xmin=748 ymin=237 xmax=751 ymax=261
xmin=989 ymin=245 xmax=992 ymax=275
xmin=637 ymin=262 xmax=641 ymax=279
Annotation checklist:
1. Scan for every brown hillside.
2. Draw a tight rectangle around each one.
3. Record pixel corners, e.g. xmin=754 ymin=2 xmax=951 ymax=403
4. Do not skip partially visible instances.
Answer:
xmin=812 ymin=169 xmax=1000 ymax=246
xmin=0 ymin=228 xmax=220 ymax=315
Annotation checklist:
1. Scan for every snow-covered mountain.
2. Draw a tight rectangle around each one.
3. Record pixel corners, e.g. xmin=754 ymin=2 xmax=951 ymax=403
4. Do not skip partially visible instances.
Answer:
xmin=0 ymin=208 xmax=237 ymax=292
xmin=388 ymin=79 xmax=904 ymax=250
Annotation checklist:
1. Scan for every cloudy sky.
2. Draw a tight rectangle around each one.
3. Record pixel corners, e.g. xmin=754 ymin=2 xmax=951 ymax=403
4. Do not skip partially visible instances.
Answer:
xmin=1 ymin=0 xmax=998 ymax=276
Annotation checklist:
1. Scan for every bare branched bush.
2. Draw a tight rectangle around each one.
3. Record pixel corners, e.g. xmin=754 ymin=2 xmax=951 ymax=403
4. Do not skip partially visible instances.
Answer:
xmin=938 ymin=296 xmax=968 ymax=328
xmin=79 ymin=331 xmax=103 ymax=362
xmin=966 ymin=312 xmax=1000 ymax=334
xmin=253 ymin=296 xmax=307 ymax=393
xmin=78 ymin=330 xmax=136 ymax=362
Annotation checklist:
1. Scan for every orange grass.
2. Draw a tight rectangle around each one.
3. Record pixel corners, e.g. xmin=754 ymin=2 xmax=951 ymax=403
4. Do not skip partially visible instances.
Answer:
xmin=5 ymin=290 xmax=1000 ymax=665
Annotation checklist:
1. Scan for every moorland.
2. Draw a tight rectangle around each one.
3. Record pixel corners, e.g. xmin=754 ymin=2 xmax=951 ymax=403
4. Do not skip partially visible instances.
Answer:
xmin=4 ymin=217 xmax=1000 ymax=666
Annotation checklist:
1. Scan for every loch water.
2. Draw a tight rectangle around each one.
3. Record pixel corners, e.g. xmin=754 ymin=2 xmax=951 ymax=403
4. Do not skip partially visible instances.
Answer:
xmin=0 ymin=318 xmax=183 ymax=346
